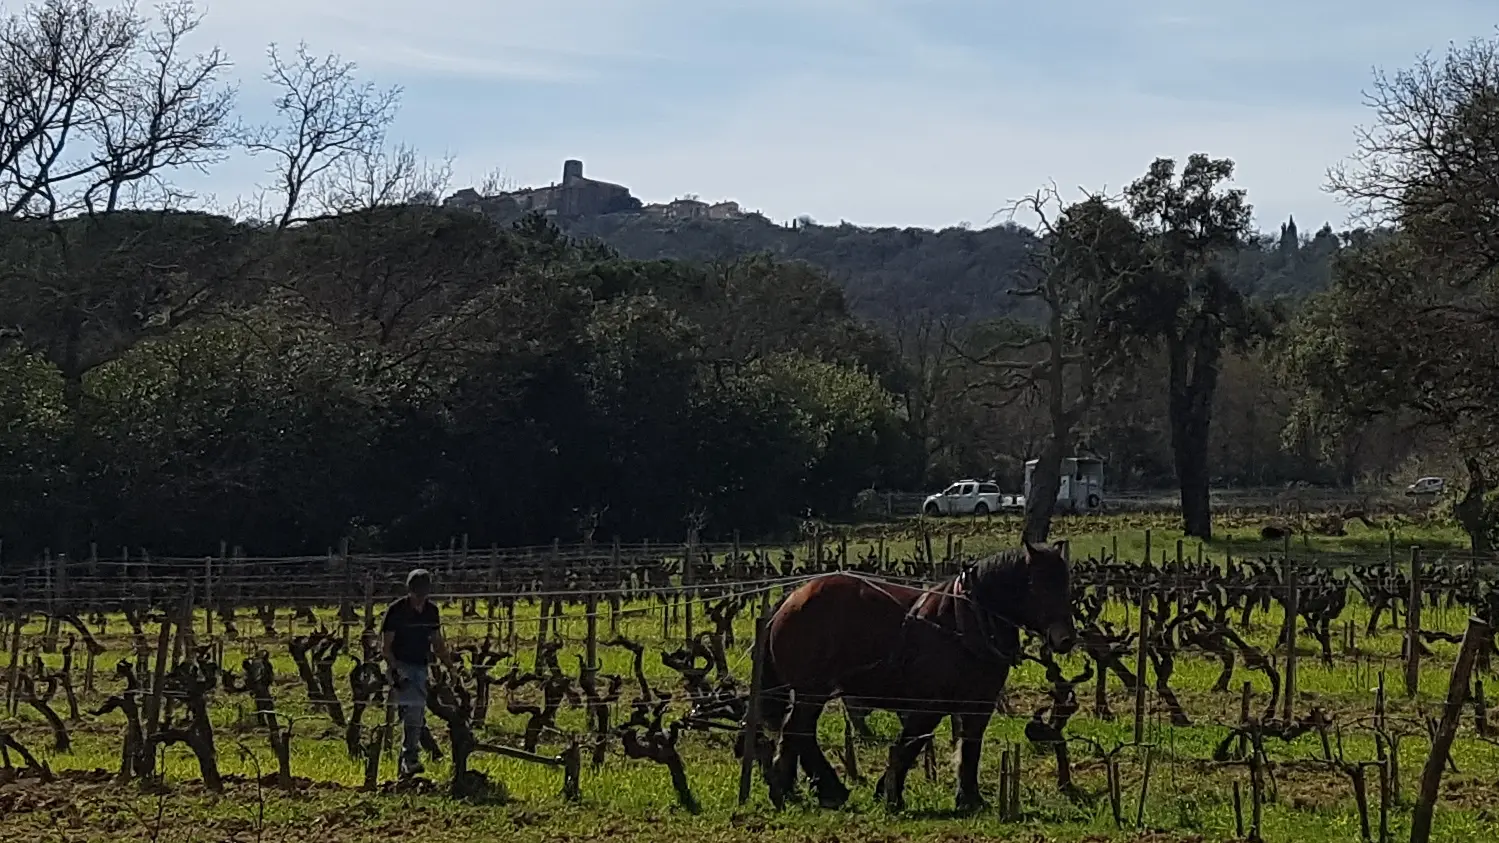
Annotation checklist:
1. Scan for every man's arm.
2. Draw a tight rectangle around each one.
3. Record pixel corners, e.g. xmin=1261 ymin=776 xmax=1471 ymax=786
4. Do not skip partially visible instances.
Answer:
xmin=431 ymin=624 xmax=456 ymax=670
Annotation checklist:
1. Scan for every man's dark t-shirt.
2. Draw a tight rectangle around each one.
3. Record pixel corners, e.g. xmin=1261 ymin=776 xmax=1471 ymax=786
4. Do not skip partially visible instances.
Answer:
xmin=382 ymin=598 xmax=440 ymax=665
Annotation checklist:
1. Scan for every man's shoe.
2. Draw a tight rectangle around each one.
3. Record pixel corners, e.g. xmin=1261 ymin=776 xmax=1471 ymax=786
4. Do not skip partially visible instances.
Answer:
xmin=399 ymin=760 xmax=425 ymax=777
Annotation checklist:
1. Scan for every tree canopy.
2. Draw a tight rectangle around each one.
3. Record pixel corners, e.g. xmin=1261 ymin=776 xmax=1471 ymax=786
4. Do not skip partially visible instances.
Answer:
xmin=2 ymin=0 xmax=1493 ymax=558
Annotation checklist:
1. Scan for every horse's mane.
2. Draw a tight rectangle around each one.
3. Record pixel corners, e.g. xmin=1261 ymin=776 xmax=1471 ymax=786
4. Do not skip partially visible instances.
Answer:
xmin=963 ymin=547 xmax=1029 ymax=587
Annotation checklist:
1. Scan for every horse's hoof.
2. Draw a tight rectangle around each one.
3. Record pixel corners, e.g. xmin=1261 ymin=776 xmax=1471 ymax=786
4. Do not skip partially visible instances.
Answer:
xmin=817 ymin=785 xmax=851 ymax=810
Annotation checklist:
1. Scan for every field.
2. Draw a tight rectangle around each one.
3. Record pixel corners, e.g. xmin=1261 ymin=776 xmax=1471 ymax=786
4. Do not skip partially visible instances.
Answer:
xmin=1 ymin=511 xmax=1495 ymax=843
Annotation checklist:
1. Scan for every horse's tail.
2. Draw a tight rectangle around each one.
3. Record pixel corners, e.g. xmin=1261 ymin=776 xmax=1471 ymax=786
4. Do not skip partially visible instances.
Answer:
xmin=756 ymin=589 xmax=794 ymax=732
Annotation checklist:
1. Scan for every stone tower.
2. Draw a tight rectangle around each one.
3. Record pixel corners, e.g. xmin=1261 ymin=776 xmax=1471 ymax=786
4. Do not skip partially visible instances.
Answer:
xmin=562 ymin=159 xmax=583 ymax=184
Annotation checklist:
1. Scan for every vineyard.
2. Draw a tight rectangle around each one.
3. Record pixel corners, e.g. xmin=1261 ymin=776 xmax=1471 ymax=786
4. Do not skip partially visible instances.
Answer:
xmin=1 ymin=520 xmax=1497 ymax=843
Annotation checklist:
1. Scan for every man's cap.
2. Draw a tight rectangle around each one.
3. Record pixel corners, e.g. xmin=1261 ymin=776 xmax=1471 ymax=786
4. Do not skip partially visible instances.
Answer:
xmin=406 ymin=568 xmax=433 ymax=590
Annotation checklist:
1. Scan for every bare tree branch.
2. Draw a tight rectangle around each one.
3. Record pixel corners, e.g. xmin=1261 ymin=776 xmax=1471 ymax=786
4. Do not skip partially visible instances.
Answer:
xmin=0 ymin=0 xmax=233 ymax=219
xmin=243 ymin=41 xmax=401 ymax=230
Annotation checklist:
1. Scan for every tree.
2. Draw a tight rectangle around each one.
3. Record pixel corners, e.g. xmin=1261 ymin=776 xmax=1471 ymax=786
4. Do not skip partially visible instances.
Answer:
xmin=0 ymin=0 xmax=245 ymax=399
xmin=1283 ymin=233 xmax=1499 ymax=548
xmin=0 ymin=0 xmax=235 ymax=216
xmin=890 ymin=310 xmax=958 ymax=480
xmin=1290 ymin=32 xmax=1499 ymax=550
xmin=244 ymin=42 xmax=401 ymax=229
xmin=1120 ymin=155 xmax=1270 ymax=539
xmin=1327 ymin=31 xmax=1499 ymax=283
xmin=964 ymin=188 xmax=1144 ymax=542
xmin=268 ymin=204 xmax=528 ymax=382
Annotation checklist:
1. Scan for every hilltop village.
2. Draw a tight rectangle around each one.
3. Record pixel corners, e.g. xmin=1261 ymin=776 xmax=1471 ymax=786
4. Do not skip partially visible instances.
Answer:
xmin=444 ymin=159 xmax=749 ymax=223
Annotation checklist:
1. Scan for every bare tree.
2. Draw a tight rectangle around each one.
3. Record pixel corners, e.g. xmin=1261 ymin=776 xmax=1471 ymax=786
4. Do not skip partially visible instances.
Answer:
xmin=891 ymin=310 xmax=957 ymax=475
xmin=316 ymin=142 xmax=454 ymax=213
xmin=83 ymin=0 xmax=235 ymax=212
xmin=1327 ymin=31 xmax=1499 ymax=284
xmin=961 ymin=185 xmax=1142 ymax=542
xmin=0 ymin=0 xmax=234 ymax=218
xmin=244 ymin=41 xmax=401 ymax=229
xmin=477 ymin=167 xmax=514 ymax=196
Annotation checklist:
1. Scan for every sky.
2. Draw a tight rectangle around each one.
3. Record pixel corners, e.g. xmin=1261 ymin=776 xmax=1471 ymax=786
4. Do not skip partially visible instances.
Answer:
xmin=114 ymin=0 xmax=1499 ymax=232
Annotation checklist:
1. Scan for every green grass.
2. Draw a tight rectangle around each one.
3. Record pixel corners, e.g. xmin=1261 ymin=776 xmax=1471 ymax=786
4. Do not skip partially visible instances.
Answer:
xmin=829 ymin=510 xmax=1472 ymax=563
xmin=3 ymin=514 xmax=1496 ymax=842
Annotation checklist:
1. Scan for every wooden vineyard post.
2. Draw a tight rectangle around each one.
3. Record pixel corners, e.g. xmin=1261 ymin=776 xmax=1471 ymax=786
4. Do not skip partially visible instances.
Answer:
xmin=204 ymin=554 xmax=215 ymax=638
xmin=5 ymin=606 xmax=22 ymax=715
xmin=486 ymin=546 xmax=501 ymax=639
xmin=759 ymin=550 xmax=772 ymax=617
xmin=1172 ymin=538 xmax=1185 ymax=615
xmin=145 ymin=607 xmax=174 ymax=736
xmin=1410 ymin=616 xmax=1491 ymax=843
xmin=536 ymin=541 xmax=556 ymax=666
xmin=739 ymin=616 xmax=769 ymax=805
xmin=173 ymin=583 xmax=197 ymax=668
xmin=1405 ymin=547 xmax=1423 ymax=698
xmin=1142 ymin=529 xmax=1151 ymax=568
xmin=1282 ymin=540 xmax=1299 ymax=723
xmin=585 ymin=590 xmax=599 ymax=674
xmin=363 ymin=572 xmax=375 ymax=635
xmin=552 ymin=538 xmax=565 ymax=638
xmin=42 ymin=551 xmax=56 ymax=652
xmin=683 ymin=528 xmax=697 ymax=644
xmin=338 ymin=537 xmax=352 ymax=647
xmin=1133 ymin=593 xmax=1151 ymax=745
xmin=609 ymin=538 xmax=622 ymax=636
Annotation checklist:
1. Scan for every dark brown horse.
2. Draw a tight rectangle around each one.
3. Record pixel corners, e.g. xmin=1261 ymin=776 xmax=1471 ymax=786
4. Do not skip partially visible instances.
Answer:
xmin=760 ymin=540 xmax=1075 ymax=811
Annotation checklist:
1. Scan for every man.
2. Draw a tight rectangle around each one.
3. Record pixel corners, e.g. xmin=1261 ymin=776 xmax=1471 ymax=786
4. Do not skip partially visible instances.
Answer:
xmin=381 ymin=568 xmax=454 ymax=777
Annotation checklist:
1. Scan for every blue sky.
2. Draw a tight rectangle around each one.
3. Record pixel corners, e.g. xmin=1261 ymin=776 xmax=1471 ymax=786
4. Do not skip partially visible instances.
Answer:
xmin=168 ymin=0 xmax=1496 ymax=232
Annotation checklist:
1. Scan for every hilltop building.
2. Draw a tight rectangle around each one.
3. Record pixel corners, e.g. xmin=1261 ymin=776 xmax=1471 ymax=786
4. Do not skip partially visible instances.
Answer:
xmin=445 ymin=160 xmax=749 ymax=223
xmin=640 ymin=197 xmax=743 ymax=220
xmin=445 ymin=159 xmax=641 ymax=218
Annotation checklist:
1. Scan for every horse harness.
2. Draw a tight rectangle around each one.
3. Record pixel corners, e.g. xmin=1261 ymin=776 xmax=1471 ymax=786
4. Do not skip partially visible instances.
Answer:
xmin=902 ymin=567 xmax=1021 ymax=671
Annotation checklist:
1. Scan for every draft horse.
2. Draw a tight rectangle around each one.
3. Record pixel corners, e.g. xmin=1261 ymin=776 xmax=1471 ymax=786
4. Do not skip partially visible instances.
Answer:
xmin=760 ymin=540 xmax=1075 ymax=811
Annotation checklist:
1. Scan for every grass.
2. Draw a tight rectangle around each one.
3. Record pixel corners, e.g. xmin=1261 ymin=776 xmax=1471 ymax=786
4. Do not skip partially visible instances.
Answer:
xmin=832 ymin=509 xmax=1472 ymax=563
xmin=2 ymin=513 xmax=1496 ymax=842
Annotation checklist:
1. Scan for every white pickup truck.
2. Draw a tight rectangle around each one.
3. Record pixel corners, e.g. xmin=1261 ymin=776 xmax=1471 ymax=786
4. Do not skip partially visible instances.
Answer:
xmin=923 ymin=480 xmax=1010 ymax=516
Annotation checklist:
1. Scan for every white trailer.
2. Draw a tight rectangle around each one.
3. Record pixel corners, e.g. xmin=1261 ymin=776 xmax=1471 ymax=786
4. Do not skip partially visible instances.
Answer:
xmin=1023 ymin=456 xmax=1105 ymax=514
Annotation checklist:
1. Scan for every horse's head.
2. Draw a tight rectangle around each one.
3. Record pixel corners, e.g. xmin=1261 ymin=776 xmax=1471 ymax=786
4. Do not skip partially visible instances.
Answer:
xmin=1020 ymin=539 xmax=1076 ymax=654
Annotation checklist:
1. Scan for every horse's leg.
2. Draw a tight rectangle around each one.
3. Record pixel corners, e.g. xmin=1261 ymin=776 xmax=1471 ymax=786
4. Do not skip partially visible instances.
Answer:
xmin=771 ymin=704 xmax=803 ymax=804
xmin=789 ymin=696 xmax=849 ymax=809
xmin=845 ymin=698 xmax=876 ymax=739
xmin=954 ymin=710 xmax=992 ymax=812
xmin=880 ymin=711 xmax=943 ymax=812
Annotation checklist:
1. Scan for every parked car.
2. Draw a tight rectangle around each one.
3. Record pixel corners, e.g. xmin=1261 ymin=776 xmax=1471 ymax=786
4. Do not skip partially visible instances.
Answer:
xmin=1406 ymin=476 xmax=1446 ymax=497
xmin=923 ymin=480 xmax=1005 ymax=516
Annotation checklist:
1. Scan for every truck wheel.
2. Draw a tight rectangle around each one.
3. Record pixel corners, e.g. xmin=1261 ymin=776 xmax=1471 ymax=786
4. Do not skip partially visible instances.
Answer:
xmin=974 ymin=502 xmax=990 ymax=516
xmin=924 ymin=503 xmax=941 ymax=517
xmin=1086 ymin=493 xmax=1101 ymax=509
